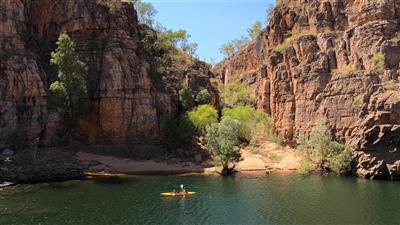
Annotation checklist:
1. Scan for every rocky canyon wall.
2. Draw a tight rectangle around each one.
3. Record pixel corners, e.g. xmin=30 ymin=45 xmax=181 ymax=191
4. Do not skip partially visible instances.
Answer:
xmin=0 ymin=0 xmax=216 ymax=147
xmin=216 ymin=0 xmax=400 ymax=179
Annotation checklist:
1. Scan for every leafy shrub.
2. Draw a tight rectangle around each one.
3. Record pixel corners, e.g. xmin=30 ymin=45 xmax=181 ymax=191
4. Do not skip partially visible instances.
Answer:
xmin=219 ymin=83 xmax=255 ymax=108
xmin=331 ymin=65 xmax=358 ymax=76
xmin=222 ymin=106 xmax=256 ymax=141
xmin=325 ymin=145 xmax=352 ymax=175
xmin=162 ymin=114 xmax=180 ymax=151
xmin=195 ymin=89 xmax=211 ymax=104
xmin=131 ymin=0 xmax=157 ymax=26
xmin=276 ymin=42 xmax=290 ymax=53
xmin=219 ymin=36 xmax=249 ymax=57
xmin=275 ymin=28 xmax=316 ymax=53
xmin=205 ymin=118 xmax=243 ymax=175
xmin=372 ymin=52 xmax=385 ymax=73
xmin=188 ymin=105 xmax=218 ymax=134
xmin=247 ymin=20 xmax=263 ymax=39
xmin=222 ymin=106 xmax=281 ymax=144
xmin=299 ymin=157 xmax=313 ymax=175
xmin=162 ymin=113 xmax=194 ymax=152
xmin=352 ymin=96 xmax=362 ymax=109
xmin=179 ymin=86 xmax=194 ymax=111
xmin=297 ymin=120 xmax=353 ymax=175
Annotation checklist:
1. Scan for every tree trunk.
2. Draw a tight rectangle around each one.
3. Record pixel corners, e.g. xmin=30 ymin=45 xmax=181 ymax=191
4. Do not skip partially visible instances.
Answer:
xmin=218 ymin=164 xmax=236 ymax=176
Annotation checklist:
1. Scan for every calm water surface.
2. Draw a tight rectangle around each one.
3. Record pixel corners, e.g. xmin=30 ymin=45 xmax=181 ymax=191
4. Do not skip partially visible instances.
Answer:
xmin=1 ymin=174 xmax=399 ymax=225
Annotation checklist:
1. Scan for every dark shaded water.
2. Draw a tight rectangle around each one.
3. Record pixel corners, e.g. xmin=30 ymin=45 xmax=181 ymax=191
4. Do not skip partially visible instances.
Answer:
xmin=1 ymin=174 xmax=399 ymax=225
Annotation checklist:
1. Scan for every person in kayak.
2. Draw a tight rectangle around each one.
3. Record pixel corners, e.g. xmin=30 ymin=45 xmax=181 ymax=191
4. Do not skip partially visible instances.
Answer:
xmin=180 ymin=184 xmax=187 ymax=194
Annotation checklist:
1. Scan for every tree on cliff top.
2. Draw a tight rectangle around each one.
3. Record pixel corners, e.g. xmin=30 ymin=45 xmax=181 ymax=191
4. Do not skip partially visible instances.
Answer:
xmin=130 ymin=0 xmax=157 ymax=26
xmin=220 ymin=42 xmax=235 ymax=57
xmin=48 ymin=32 xmax=88 ymax=146
xmin=247 ymin=20 xmax=263 ymax=39
xmin=220 ymin=36 xmax=249 ymax=57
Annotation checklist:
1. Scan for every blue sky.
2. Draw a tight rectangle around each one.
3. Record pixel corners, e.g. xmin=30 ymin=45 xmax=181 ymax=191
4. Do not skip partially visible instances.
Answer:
xmin=143 ymin=0 xmax=276 ymax=63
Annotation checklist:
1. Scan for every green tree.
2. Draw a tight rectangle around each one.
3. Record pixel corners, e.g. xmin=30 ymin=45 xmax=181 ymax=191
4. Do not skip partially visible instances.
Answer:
xmin=232 ymin=35 xmax=249 ymax=50
xmin=222 ymin=106 xmax=279 ymax=143
xmin=182 ymin=42 xmax=198 ymax=58
xmin=188 ymin=104 xmax=218 ymax=134
xmin=195 ymin=89 xmax=211 ymax=104
xmin=162 ymin=113 xmax=195 ymax=153
xmin=49 ymin=32 xmax=88 ymax=146
xmin=131 ymin=0 xmax=157 ymax=26
xmin=206 ymin=118 xmax=243 ymax=175
xmin=179 ymin=86 xmax=194 ymax=111
xmin=158 ymin=29 xmax=189 ymax=47
xmin=247 ymin=20 xmax=263 ymax=39
xmin=220 ymin=42 xmax=235 ymax=57
xmin=222 ymin=105 xmax=255 ymax=141
xmin=219 ymin=83 xmax=255 ymax=107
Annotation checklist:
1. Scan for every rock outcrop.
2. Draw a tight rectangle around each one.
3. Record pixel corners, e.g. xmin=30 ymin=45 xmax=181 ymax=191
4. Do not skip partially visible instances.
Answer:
xmin=216 ymin=0 xmax=400 ymax=179
xmin=0 ymin=0 xmax=216 ymax=147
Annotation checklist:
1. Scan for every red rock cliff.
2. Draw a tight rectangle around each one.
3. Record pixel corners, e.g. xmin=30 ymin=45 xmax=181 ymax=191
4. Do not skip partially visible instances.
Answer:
xmin=0 ymin=0 xmax=216 ymax=146
xmin=216 ymin=0 xmax=400 ymax=179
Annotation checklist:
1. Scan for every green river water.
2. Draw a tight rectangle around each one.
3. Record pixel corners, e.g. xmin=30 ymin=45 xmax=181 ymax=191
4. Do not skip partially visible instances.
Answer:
xmin=0 ymin=174 xmax=399 ymax=225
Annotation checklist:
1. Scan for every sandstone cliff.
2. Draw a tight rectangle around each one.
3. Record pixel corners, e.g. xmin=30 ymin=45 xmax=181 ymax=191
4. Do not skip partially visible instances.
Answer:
xmin=216 ymin=0 xmax=400 ymax=179
xmin=0 ymin=0 xmax=216 ymax=147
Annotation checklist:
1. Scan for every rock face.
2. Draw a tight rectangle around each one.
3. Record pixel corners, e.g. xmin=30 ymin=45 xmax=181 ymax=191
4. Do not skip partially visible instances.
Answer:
xmin=0 ymin=149 xmax=84 ymax=183
xmin=0 ymin=0 xmax=48 ymax=144
xmin=0 ymin=0 xmax=216 ymax=146
xmin=216 ymin=0 xmax=400 ymax=179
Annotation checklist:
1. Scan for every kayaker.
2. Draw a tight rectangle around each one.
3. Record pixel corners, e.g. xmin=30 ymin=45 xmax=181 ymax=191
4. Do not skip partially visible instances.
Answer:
xmin=180 ymin=184 xmax=187 ymax=194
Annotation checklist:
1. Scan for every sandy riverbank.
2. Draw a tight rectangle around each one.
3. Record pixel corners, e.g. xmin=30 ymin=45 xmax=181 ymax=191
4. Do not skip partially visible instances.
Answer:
xmin=76 ymin=141 xmax=302 ymax=176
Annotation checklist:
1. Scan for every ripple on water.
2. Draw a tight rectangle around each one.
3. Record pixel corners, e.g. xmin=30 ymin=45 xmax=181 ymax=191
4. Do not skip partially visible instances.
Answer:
xmin=1 ymin=174 xmax=400 ymax=225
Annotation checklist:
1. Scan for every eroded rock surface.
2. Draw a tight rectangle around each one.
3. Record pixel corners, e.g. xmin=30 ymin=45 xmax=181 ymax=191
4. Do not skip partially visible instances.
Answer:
xmin=0 ymin=0 xmax=216 ymax=147
xmin=216 ymin=0 xmax=400 ymax=179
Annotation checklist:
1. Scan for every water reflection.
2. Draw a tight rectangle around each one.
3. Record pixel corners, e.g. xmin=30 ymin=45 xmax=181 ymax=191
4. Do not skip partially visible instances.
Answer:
xmin=1 ymin=174 xmax=400 ymax=225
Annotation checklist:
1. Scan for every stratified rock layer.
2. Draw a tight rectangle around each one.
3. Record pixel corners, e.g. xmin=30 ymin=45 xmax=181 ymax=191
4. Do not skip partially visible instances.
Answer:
xmin=216 ymin=0 xmax=400 ymax=179
xmin=0 ymin=0 xmax=216 ymax=147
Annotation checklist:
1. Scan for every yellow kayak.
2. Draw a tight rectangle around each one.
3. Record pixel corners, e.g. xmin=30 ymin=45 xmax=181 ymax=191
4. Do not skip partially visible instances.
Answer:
xmin=160 ymin=192 xmax=196 ymax=197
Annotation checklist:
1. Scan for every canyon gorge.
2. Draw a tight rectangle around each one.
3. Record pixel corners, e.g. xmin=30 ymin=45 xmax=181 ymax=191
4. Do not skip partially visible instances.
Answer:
xmin=0 ymin=0 xmax=400 ymax=180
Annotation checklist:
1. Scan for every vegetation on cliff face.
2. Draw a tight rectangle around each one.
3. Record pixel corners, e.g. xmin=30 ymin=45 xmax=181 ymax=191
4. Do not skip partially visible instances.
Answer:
xmin=48 ymin=33 xmax=88 ymax=146
xmin=220 ymin=18 xmax=264 ymax=57
xmin=297 ymin=121 xmax=352 ymax=175
xmin=195 ymin=89 xmax=212 ymax=105
xmin=219 ymin=82 xmax=255 ymax=108
xmin=216 ymin=0 xmax=400 ymax=180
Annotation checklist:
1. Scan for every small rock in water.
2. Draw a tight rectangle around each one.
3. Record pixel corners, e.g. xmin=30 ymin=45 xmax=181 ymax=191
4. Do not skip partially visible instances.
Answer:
xmin=2 ymin=148 xmax=14 ymax=156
